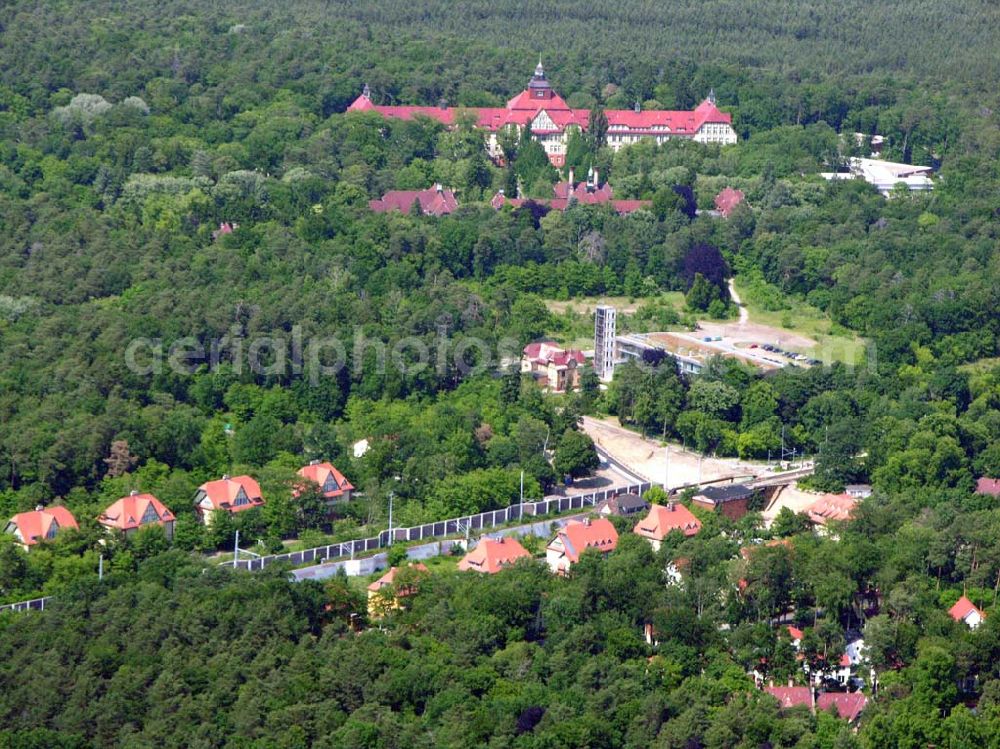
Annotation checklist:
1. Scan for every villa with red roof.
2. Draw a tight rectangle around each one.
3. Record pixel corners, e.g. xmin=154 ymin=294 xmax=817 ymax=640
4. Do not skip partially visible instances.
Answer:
xmin=633 ymin=502 xmax=702 ymax=552
xmin=297 ymin=460 xmax=354 ymax=505
xmin=98 ymin=491 xmax=176 ymax=540
xmin=546 ymin=517 xmax=619 ymax=574
xmin=458 ymin=536 xmax=533 ymax=574
xmin=348 ymin=61 xmax=737 ymax=167
xmin=949 ymin=595 xmax=985 ymax=629
xmin=522 ymin=341 xmax=587 ymax=392
xmin=4 ymin=506 xmax=78 ymax=550
xmin=369 ymin=184 xmax=459 ymax=216
xmin=194 ymin=474 xmax=265 ymax=525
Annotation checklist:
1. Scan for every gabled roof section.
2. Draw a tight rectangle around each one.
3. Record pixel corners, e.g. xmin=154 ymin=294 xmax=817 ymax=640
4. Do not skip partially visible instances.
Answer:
xmin=98 ymin=492 xmax=175 ymax=532
xmin=458 ymin=537 xmax=532 ymax=574
xmin=367 ymin=562 xmax=429 ymax=593
xmin=549 ymin=518 xmax=618 ymax=563
xmin=805 ymin=493 xmax=860 ymax=525
xmin=766 ymin=685 xmax=812 ymax=710
xmin=7 ymin=506 xmax=78 ymax=546
xmin=196 ymin=475 xmax=264 ymax=513
xmin=297 ymin=461 xmax=355 ymax=499
xmin=816 ymin=692 xmax=867 ymax=722
xmin=369 ymin=186 xmax=459 ymax=216
xmin=633 ymin=502 xmax=702 ymax=541
xmin=948 ymin=595 xmax=984 ymax=623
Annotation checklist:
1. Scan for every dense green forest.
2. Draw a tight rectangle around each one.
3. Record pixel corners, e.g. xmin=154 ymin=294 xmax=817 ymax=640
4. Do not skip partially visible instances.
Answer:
xmin=1 ymin=0 xmax=1000 ymax=746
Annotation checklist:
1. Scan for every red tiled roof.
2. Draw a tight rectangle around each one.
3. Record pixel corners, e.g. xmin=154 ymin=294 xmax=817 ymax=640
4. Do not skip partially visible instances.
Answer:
xmin=523 ymin=341 xmax=585 ymax=368
xmin=633 ymin=503 xmax=702 ymax=541
xmin=98 ymin=493 xmax=174 ymax=532
xmin=6 ymin=506 xmax=78 ymax=546
xmin=549 ymin=518 xmax=619 ymax=563
xmin=816 ymin=692 xmax=867 ymax=722
xmin=805 ymin=493 xmax=860 ymax=525
xmin=948 ymin=595 xmax=984 ymax=623
xmin=196 ymin=475 xmax=264 ymax=513
xmin=787 ymin=625 xmax=804 ymax=641
xmin=976 ymin=477 xmax=1000 ymax=496
xmin=367 ymin=562 xmax=429 ymax=593
xmin=369 ymin=186 xmax=459 ymax=216
xmin=458 ymin=537 xmax=532 ymax=574
xmin=714 ymin=187 xmax=745 ymax=217
xmin=766 ymin=686 xmax=812 ymax=710
xmin=297 ymin=462 xmax=354 ymax=499
xmin=348 ymin=90 xmax=729 ymax=136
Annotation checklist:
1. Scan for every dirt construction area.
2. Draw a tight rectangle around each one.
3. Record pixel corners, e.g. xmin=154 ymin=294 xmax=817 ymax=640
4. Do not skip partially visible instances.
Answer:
xmin=581 ymin=416 xmax=764 ymax=490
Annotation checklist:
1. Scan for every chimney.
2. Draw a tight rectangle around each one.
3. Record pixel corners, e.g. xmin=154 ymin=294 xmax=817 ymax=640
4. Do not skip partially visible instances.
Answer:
xmin=788 ymin=678 xmax=794 ymax=688
xmin=35 ymin=504 xmax=44 ymax=512
xmin=497 ymin=536 xmax=505 ymax=544
xmin=130 ymin=489 xmax=139 ymax=496
xmin=438 ymin=98 xmax=447 ymax=110
xmin=583 ymin=517 xmax=591 ymax=526
xmin=634 ymin=100 xmax=641 ymax=113
xmin=222 ymin=474 xmax=230 ymax=480
xmin=593 ymin=168 xmax=599 ymax=187
xmin=310 ymin=459 xmax=320 ymax=465
xmin=436 ymin=183 xmax=443 ymax=193
xmin=667 ymin=501 xmax=675 ymax=511
xmin=568 ymin=166 xmax=574 ymax=188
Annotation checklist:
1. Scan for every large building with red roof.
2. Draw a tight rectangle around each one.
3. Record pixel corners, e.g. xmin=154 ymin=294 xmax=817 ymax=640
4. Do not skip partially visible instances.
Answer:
xmin=194 ymin=474 xmax=265 ymax=525
xmin=98 ymin=491 xmax=176 ymax=540
xmin=4 ymin=506 xmax=78 ymax=549
xmin=521 ymin=341 xmax=587 ymax=392
xmin=348 ymin=62 xmax=737 ymax=166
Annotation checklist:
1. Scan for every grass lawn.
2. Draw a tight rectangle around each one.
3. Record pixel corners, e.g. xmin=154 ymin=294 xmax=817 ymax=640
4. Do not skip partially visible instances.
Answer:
xmin=545 ymin=293 xmax=687 ymax=348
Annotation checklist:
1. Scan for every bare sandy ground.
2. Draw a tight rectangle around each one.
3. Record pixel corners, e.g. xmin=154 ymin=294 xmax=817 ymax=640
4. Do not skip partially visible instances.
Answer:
xmin=695 ymin=319 xmax=818 ymax=350
xmin=761 ymin=484 xmax=824 ymax=526
xmin=581 ymin=415 xmax=763 ymax=490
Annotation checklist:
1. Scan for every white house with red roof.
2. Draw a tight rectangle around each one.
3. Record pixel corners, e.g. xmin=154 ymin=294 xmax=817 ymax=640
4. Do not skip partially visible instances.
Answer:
xmin=632 ymin=502 xmax=702 ymax=552
xmin=366 ymin=562 xmax=429 ymax=618
xmin=368 ymin=184 xmax=459 ymax=216
xmin=949 ymin=595 xmax=985 ymax=629
xmin=297 ymin=460 xmax=354 ymax=505
xmin=764 ymin=684 xmax=867 ymax=724
xmin=4 ymin=506 xmax=78 ymax=550
xmin=98 ymin=491 xmax=176 ymax=540
xmin=348 ymin=62 xmax=736 ymax=166
xmin=546 ymin=517 xmax=619 ymax=574
xmin=521 ymin=341 xmax=587 ymax=392
xmin=194 ymin=474 xmax=265 ymax=525
xmin=458 ymin=536 xmax=533 ymax=574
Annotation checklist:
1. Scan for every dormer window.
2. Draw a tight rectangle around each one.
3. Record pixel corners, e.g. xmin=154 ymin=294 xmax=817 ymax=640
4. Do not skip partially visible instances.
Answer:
xmin=323 ymin=475 xmax=339 ymax=493
xmin=234 ymin=487 xmax=250 ymax=507
xmin=141 ymin=503 xmax=160 ymax=524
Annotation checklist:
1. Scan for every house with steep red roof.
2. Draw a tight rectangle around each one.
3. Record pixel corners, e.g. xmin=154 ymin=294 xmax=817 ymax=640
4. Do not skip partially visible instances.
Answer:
xmin=546 ymin=517 xmax=619 ymax=574
xmin=194 ymin=474 xmax=265 ymax=525
xmin=458 ymin=536 xmax=533 ymax=574
xmin=975 ymin=477 xmax=1000 ymax=497
xmin=766 ymin=684 xmax=813 ymax=711
xmin=633 ymin=502 xmax=702 ymax=551
xmin=713 ymin=187 xmax=745 ymax=217
xmin=369 ymin=184 xmax=459 ymax=216
xmin=949 ymin=595 xmax=985 ymax=629
xmin=297 ymin=460 xmax=354 ymax=504
xmin=366 ymin=562 xmax=429 ymax=618
xmin=349 ymin=62 xmax=736 ymax=167
xmin=4 ymin=506 xmax=78 ymax=550
xmin=521 ymin=341 xmax=587 ymax=392
xmin=98 ymin=491 xmax=175 ymax=540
